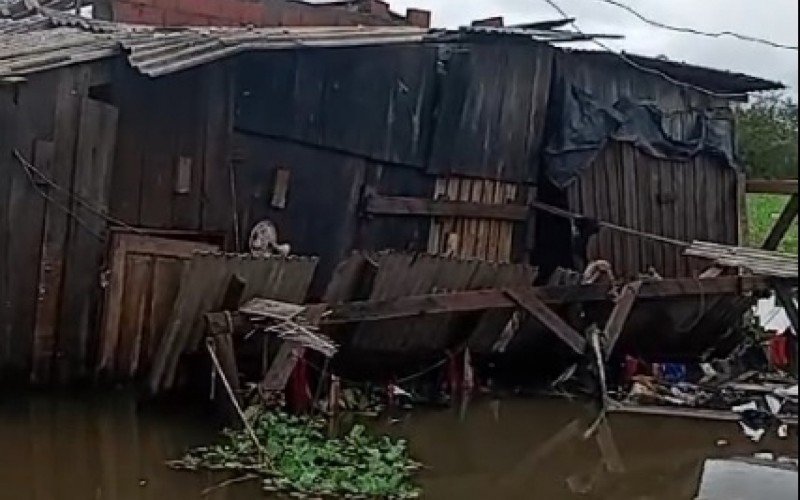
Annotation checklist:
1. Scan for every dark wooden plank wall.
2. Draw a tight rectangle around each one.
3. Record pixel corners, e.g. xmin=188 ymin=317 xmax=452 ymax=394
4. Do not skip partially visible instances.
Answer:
xmin=233 ymin=133 xmax=370 ymax=298
xmin=109 ymin=61 xmax=234 ymax=237
xmin=0 ymin=64 xmax=120 ymax=382
xmin=566 ymin=142 xmax=739 ymax=279
xmin=0 ymin=73 xmax=60 ymax=380
xmin=427 ymin=42 xmax=553 ymax=182
xmin=235 ymin=46 xmax=438 ymax=168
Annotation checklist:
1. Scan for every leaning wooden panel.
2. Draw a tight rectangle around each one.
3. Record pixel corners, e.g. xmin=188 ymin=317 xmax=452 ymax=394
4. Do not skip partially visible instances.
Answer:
xmin=149 ymin=252 xmax=318 ymax=393
xmin=97 ymin=233 xmax=218 ymax=378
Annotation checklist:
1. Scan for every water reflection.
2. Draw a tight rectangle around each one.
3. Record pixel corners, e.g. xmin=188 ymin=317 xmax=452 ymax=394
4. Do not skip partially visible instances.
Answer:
xmin=0 ymin=393 xmax=795 ymax=500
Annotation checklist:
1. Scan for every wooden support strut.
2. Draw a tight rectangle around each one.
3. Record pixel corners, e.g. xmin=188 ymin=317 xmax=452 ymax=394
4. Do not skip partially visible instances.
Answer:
xmin=504 ymin=288 xmax=586 ymax=355
xmin=364 ymin=194 xmax=530 ymax=221
xmin=603 ymin=281 xmax=642 ymax=360
xmin=762 ymin=194 xmax=798 ymax=251
xmin=319 ymin=276 xmax=773 ymax=326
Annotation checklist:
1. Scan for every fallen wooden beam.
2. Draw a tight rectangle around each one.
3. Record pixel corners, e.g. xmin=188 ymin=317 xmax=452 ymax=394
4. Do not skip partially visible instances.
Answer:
xmin=504 ymin=288 xmax=586 ymax=355
xmin=364 ymin=194 xmax=529 ymax=221
xmin=763 ymin=194 xmax=798 ymax=251
xmin=607 ymin=402 xmax=798 ymax=426
xmin=746 ymin=179 xmax=798 ymax=195
xmin=320 ymin=276 xmax=775 ymax=325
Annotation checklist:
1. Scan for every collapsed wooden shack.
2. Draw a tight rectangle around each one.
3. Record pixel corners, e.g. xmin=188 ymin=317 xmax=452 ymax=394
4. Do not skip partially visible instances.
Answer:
xmin=0 ymin=9 xmax=791 ymax=388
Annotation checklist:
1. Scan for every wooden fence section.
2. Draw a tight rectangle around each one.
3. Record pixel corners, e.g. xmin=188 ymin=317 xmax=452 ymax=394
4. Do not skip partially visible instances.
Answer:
xmin=745 ymin=179 xmax=798 ymax=195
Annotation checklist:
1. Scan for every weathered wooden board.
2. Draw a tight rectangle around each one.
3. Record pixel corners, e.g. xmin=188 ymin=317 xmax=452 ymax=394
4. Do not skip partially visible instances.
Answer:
xmin=148 ymin=253 xmax=318 ymax=393
xmin=97 ymin=233 xmax=218 ymax=379
xmin=55 ymin=97 xmax=119 ymax=382
xmin=565 ymin=142 xmax=739 ymax=280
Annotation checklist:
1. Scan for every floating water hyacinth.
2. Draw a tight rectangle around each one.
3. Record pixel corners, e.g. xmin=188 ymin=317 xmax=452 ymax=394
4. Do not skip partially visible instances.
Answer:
xmin=169 ymin=409 xmax=422 ymax=499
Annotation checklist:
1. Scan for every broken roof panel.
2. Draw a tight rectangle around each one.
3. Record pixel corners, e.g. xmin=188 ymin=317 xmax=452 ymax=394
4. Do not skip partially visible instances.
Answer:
xmin=0 ymin=9 xmax=788 ymax=92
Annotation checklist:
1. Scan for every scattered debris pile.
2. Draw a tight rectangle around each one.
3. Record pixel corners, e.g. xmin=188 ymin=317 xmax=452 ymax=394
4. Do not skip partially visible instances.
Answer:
xmin=608 ymin=330 xmax=798 ymax=441
xmin=170 ymin=409 xmax=422 ymax=499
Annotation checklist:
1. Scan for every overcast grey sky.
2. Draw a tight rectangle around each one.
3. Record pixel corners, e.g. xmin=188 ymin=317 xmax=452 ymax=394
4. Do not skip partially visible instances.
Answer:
xmin=388 ymin=0 xmax=799 ymax=95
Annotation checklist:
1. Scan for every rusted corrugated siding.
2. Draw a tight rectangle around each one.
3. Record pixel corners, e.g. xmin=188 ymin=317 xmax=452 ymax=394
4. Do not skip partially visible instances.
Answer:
xmin=565 ymin=142 xmax=739 ymax=279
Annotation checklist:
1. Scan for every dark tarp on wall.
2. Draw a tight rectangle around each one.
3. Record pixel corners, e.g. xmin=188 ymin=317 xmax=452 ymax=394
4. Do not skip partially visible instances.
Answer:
xmin=542 ymin=84 xmax=738 ymax=188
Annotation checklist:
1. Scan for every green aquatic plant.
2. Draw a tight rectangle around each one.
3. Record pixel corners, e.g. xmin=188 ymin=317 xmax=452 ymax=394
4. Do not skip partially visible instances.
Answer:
xmin=169 ymin=409 xmax=421 ymax=499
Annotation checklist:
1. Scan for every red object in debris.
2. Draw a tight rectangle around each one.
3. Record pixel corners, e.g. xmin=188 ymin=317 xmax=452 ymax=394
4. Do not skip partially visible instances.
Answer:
xmin=624 ymin=355 xmax=640 ymax=381
xmin=286 ymin=356 xmax=311 ymax=413
xmin=769 ymin=335 xmax=790 ymax=368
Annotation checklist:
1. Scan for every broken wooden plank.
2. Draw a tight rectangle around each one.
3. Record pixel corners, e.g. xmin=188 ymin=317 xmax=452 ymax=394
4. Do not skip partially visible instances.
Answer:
xmin=240 ymin=298 xmax=305 ymax=321
xmin=603 ymin=281 xmax=642 ymax=359
xmin=365 ymin=194 xmax=529 ymax=221
xmin=260 ymin=341 xmax=305 ymax=392
xmin=320 ymin=276 xmax=776 ymax=325
xmin=746 ymin=179 xmax=798 ymax=195
xmin=608 ymin=402 xmax=798 ymax=426
xmin=762 ymin=194 xmax=798 ymax=251
xmin=504 ymin=288 xmax=586 ymax=355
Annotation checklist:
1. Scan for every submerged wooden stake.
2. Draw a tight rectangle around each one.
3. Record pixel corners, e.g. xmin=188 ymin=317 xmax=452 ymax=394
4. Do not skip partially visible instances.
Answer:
xmin=206 ymin=338 xmax=268 ymax=462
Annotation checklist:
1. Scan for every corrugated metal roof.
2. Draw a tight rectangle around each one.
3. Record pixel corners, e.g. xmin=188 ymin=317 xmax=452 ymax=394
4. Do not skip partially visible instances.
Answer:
xmin=0 ymin=9 xmax=788 ymax=91
xmin=0 ymin=10 xmax=430 ymax=77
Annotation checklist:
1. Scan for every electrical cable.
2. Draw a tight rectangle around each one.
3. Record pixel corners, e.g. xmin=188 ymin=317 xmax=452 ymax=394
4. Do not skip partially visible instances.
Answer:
xmin=591 ymin=0 xmax=798 ymax=51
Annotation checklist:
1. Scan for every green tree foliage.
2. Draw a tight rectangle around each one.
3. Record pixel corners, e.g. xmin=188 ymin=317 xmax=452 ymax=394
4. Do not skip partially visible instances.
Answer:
xmin=735 ymin=92 xmax=798 ymax=179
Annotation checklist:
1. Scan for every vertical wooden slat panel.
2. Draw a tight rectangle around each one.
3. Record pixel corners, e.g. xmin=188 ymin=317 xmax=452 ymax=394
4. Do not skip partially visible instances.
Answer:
xmin=115 ymin=255 xmax=154 ymax=378
xmin=202 ymin=63 xmax=235 ymax=234
xmin=476 ymin=179 xmax=494 ymax=260
xmin=32 ymin=67 xmax=91 ymax=383
xmin=458 ymin=178 xmax=473 ymax=259
xmin=621 ymin=144 xmax=639 ymax=277
xmin=649 ymin=152 xmax=664 ymax=275
xmin=702 ymin=157 xmax=717 ymax=243
xmin=56 ymin=98 xmax=118 ymax=382
xmin=659 ymin=159 xmax=675 ymax=277
xmin=735 ymin=171 xmax=747 ymax=246
xmin=594 ymin=150 xmax=611 ymax=268
xmin=684 ymin=158 xmax=698 ymax=274
xmin=443 ymin=178 xmax=460 ymax=256
xmin=635 ymin=148 xmax=653 ymax=274
xmin=672 ymin=161 xmax=686 ymax=276
xmin=486 ymin=180 xmax=500 ymax=262
xmin=498 ymin=184 xmax=516 ymax=262
xmin=427 ymin=178 xmax=446 ymax=254
xmin=469 ymin=180 xmax=483 ymax=258
xmin=606 ymin=144 xmax=622 ymax=275
xmin=723 ymin=168 xmax=737 ymax=244
xmin=145 ymin=257 xmax=183 ymax=370
xmin=29 ymin=141 xmax=57 ymax=383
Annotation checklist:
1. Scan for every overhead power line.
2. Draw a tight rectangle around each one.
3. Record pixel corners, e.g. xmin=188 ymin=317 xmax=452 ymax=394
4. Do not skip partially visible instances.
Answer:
xmin=592 ymin=0 xmax=798 ymax=51
xmin=541 ymin=0 xmax=750 ymax=98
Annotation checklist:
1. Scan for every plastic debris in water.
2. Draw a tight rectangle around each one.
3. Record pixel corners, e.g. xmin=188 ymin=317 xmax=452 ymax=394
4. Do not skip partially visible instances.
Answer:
xmin=739 ymin=422 xmax=765 ymax=442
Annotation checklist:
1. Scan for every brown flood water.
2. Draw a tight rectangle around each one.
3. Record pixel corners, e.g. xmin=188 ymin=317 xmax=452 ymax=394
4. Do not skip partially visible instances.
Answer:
xmin=0 ymin=392 xmax=796 ymax=500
